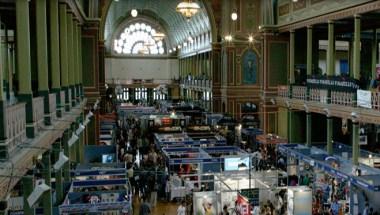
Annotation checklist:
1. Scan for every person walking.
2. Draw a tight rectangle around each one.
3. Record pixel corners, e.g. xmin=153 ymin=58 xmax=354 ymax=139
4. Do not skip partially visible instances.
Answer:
xmin=139 ymin=197 xmax=151 ymax=215
xmin=177 ymin=200 xmax=186 ymax=215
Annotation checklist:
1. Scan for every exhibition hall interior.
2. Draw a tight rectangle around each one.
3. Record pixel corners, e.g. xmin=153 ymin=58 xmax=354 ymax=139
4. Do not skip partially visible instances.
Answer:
xmin=2 ymin=0 xmax=380 ymax=214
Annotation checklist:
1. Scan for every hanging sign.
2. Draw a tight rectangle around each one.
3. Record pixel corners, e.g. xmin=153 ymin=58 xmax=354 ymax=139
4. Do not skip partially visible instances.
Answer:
xmin=306 ymin=75 xmax=360 ymax=92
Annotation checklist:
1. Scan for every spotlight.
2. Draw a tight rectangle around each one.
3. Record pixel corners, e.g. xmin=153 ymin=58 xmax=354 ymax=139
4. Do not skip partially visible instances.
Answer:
xmin=27 ymin=180 xmax=50 ymax=207
xmin=53 ymin=151 xmax=69 ymax=171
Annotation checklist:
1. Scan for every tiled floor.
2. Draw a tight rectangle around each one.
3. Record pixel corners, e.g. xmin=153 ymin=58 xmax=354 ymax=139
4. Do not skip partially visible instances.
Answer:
xmin=133 ymin=196 xmax=179 ymax=215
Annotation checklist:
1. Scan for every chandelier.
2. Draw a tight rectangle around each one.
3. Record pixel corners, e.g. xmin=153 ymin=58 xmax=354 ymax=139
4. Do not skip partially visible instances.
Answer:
xmin=152 ymin=31 xmax=165 ymax=41
xmin=176 ymin=0 xmax=200 ymax=20
xmin=138 ymin=45 xmax=150 ymax=55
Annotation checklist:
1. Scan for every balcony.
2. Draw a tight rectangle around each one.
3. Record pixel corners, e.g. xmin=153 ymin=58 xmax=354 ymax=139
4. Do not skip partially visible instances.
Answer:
xmin=180 ymin=77 xmax=212 ymax=91
xmin=33 ymin=97 xmax=45 ymax=133
xmin=0 ymin=90 xmax=85 ymax=199
xmin=0 ymin=103 xmax=27 ymax=159
xmin=276 ymin=85 xmax=380 ymax=124
xmin=49 ymin=93 xmax=57 ymax=121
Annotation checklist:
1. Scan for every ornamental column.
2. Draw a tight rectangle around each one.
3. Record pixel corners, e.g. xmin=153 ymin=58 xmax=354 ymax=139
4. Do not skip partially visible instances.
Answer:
xmin=371 ymin=29 xmax=377 ymax=80
xmin=66 ymin=13 xmax=76 ymax=107
xmin=289 ymin=30 xmax=295 ymax=84
xmin=50 ymin=0 xmax=62 ymax=117
xmin=78 ymin=25 xmax=83 ymax=98
xmin=327 ymin=20 xmax=335 ymax=76
xmin=306 ymin=112 xmax=312 ymax=147
xmin=307 ymin=26 xmax=313 ymax=76
xmin=42 ymin=151 xmax=52 ymax=215
xmin=16 ymin=0 xmax=35 ymax=138
xmin=62 ymin=130 xmax=71 ymax=181
xmin=52 ymin=141 xmax=64 ymax=204
xmin=36 ymin=0 xmax=51 ymax=125
xmin=59 ymin=4 xmax=70 ymax=112
xmin=352 ymin=120 xmax=360 ymax=165
xmin=353 ymin=15 xmax=361 ymax=80
xmin=327 ymin=116 xmax=333 ymax=155
xmin=73 ymin=20 xmax=79 ymax=103
xmin=22 ymin=175 xmax=34 ymax=215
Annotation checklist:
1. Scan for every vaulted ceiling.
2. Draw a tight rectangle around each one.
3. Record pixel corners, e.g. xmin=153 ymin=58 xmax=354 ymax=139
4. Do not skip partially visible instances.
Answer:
xmin=103 ymin=0 xmax=212 ymax=51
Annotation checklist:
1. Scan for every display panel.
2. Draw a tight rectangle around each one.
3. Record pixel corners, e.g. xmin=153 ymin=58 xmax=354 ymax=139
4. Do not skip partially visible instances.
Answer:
xmin=224 ymin=157 xmax=250 ymax=171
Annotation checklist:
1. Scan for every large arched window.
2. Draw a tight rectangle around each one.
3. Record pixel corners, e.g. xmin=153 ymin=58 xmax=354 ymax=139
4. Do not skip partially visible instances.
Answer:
xmin=113 ymin=22 xmax=166 ymax=55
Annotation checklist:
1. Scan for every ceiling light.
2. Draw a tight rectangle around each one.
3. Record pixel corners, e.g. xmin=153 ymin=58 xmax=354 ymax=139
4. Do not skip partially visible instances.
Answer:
xmin=292 ymin=0 xmax=298 ymax=2
xmin=176 ymin=0 xmax=200 ymax=20
xmin=131 ymin=9 xmax=138 ymax=17
xmin=231 ymin=10 xmax=238 ymax=21
xmin=248 ymin=36 xmax=253 ymax=42
xmin=169 ymin=49 xmax=172 ymax=53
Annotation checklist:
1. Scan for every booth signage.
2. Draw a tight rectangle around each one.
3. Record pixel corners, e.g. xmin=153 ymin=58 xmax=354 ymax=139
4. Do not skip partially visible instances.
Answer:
xmin=236 ymin=193 xmax=251 ymax=215
xmin=306 ymin=75 xmax=359 ymax=92
xmin=357 ymin=90 xmax=372 ymax=108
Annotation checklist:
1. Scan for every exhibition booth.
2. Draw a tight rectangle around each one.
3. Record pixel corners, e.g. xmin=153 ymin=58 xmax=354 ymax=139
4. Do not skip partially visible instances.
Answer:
xmin=59 ymin=178 xmax=132 ymax=214
xmin=279 ymin=144 xmax=380 ymax=213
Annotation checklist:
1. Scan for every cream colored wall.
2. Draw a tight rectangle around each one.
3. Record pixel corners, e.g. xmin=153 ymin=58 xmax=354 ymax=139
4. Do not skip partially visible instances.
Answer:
xmin=105 ymin=57 xmax=179 ymax=81
xmin=318 ymin=51 xmax=349 ymax=76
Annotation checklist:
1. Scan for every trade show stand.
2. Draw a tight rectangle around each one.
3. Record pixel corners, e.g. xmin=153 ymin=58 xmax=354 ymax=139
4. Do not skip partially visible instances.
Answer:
xmin=59 ymin=178 xmax=132 ymax=214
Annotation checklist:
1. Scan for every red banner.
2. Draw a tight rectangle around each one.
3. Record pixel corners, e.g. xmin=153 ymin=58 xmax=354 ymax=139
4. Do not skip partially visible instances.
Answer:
xmin=236 ymin=194 xmax=251 ymax=215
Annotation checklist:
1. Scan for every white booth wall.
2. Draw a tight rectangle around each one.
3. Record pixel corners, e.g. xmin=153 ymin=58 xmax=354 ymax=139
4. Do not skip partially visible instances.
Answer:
xmin=105 ymin=57 xmax=179 ymax=81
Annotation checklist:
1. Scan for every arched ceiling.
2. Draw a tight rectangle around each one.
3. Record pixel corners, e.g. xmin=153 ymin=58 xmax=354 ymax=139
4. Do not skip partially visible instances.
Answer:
xmin=104 ymin=0 xmax=212 ymax=50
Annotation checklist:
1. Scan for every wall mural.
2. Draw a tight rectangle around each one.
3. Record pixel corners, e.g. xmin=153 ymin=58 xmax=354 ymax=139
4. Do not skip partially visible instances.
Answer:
xmin=242 ymin=49 xmax=258 ymax=84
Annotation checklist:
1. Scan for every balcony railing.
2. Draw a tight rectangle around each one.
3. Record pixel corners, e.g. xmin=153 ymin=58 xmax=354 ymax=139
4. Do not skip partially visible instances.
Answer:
xmin=33 ymin=97 xmax=45 ymax=133
xmin=1 ymin=103 xmax=27 ymax=158
xmin=278 ymin=85 xmax=289 ymax=98
xmin=330 ymin=91 xmax=355 ymax=106
xmin=68 ymin=88 xmax=72 ymax=107
xmin=277 ymin=85 xmax=380 ymax=110
xmin=372 ymin=92 xmax=380 ymax=110
xmin=49 ymin=93 xmax=57 ymax=121
xmin=291 ymin=86 xmax=307 ymax=100
xmin=60 ymin=90 xmax=65 ymax=110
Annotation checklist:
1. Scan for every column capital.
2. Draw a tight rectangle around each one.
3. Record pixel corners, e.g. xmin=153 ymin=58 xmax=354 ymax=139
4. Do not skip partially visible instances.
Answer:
xmin=354 ymin=14 xmax=361 ymax=19
xmin=289 ymin=29 xmax=295 ymax=33
xmin=307 ymin=25 xmax=313 ymax=29
xmin=328 ymin=20 xmax=334 ymax=24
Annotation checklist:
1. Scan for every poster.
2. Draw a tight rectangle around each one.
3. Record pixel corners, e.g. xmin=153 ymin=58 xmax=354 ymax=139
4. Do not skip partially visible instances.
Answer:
xmin=193 ymin=191 xmax=218 ymax=215
xmin=357 ymin=90 xmax=372 ymax=109
xmin=236 ymin=193 xmax=251 ymax=215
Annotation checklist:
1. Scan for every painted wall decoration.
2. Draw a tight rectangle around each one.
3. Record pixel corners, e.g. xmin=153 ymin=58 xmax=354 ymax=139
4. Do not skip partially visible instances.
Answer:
xmin=242 ymin=50 xmax=258 ymax=84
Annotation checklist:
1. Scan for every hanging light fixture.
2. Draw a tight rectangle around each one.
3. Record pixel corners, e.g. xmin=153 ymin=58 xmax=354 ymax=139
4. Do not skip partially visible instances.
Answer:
xmin=152 ymin=31 xmax=165 ymax=41
xmin=231 ymin=9 xmax=238 ymax=21
xmin=176 ymin=0 xmax=200 ymax=20
xmin=138 ymin=45 xmax=150 ymax=55
xmin=131 ymin=9 xmax=138 ymax=17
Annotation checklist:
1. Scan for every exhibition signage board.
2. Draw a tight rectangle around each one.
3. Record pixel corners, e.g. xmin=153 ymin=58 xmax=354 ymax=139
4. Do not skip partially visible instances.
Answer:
xmin=169 ymin=158 xmax=222 ymax=164
xmin=357 ymin=90 xmax=372 ymax=108
xmin=240 ymin=188 xmax=260 ymax=206
xmin=71 ymin=168 xmax=126 ymax=177
xmin=236 ymin=193 xmax=251 ymax=215
xmin=306 ymin=75 xmax=359 ymax=92
xmin=72 ymin=179 xmax=128 ymax=188
xmin=59 ymin=202 xmax=129 ymax=213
